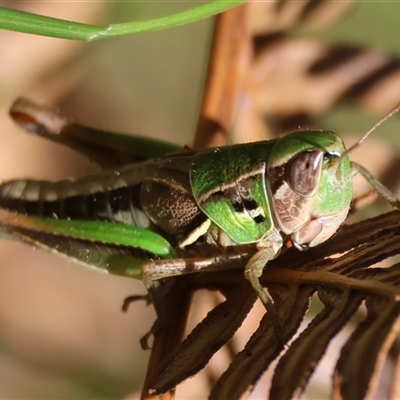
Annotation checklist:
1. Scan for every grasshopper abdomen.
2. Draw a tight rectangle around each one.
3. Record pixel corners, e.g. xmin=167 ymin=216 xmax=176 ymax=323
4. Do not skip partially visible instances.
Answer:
xmin=0 ymin=174 xmax=150 ymax=228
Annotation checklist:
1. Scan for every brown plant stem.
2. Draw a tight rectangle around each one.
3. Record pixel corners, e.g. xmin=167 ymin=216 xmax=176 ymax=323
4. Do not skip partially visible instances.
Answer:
xmin=193 ymin=4 xmax=251 ymax=149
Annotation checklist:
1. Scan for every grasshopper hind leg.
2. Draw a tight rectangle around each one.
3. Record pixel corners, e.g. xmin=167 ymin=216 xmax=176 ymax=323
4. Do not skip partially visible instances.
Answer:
xmin=140 ymin=234 xmax=286 ymax=347
xmin=140 ymin=257 xmax=210 ymax=349
xmin=123 ymin=275 xmax=178 ymax=349
xmin=140 ymin=251 xmax=253 ymax=347
xmin=121 ymin=293 xmax=157 ymax=349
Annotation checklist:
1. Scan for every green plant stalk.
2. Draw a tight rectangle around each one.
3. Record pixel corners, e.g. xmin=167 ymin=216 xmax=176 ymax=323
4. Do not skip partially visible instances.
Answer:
xmin=0 ymin=1 xmax=246 ymax=41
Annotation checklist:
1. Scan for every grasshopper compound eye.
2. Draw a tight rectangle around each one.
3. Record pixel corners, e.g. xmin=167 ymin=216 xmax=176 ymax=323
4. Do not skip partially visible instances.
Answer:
xmin=287 ymin=149 xmax=323 ymax=196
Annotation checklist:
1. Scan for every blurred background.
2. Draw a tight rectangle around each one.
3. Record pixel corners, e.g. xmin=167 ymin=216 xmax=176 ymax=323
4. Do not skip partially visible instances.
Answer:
xmin=0 ymin=1 xmax=400 ymax=399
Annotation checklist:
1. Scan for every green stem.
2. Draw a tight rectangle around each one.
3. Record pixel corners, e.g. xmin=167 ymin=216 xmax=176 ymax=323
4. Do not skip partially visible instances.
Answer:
xmin=0 ymin=1 xmax=246 ymax=41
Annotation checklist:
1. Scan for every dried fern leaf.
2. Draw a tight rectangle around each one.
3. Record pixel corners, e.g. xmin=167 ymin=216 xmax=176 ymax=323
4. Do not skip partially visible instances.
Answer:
xmin=148 ymin=284 xmax=257 ymax=394
xmin=210 ymin=285 xmax=314 ymax=399
xmin=334 ymin=294 xmax=400 ymax=399
xmin=270 ymin=289 xmax=363 ymax=400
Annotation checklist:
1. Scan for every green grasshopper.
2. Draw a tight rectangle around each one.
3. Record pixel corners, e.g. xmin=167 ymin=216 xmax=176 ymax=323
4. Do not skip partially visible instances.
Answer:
xmin=1 ymin=98 xmax=399 ymax=340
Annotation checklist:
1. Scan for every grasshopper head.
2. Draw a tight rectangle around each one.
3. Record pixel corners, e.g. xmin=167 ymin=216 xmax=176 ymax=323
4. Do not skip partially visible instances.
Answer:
xmin=267 ymin=130 xmax=353 ymax=249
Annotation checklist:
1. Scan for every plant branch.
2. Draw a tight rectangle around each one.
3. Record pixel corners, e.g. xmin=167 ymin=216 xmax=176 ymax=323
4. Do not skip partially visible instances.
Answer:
xmin=0 ymin=1 xmax=245 ymax=41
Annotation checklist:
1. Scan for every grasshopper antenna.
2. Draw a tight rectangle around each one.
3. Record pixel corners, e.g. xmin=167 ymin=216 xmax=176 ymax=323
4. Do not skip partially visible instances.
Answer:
xmin=337 ymin=101 xmax=400 ymax=163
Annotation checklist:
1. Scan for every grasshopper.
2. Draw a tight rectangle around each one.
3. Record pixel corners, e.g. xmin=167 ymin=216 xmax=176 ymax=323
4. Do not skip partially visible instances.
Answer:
xmin=1 ymin=98 xmax=399 ymax=340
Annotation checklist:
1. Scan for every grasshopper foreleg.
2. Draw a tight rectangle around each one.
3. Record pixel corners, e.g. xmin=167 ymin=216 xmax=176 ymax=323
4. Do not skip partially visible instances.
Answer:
xmin=244 ymin=229 xmax=284 ymax=343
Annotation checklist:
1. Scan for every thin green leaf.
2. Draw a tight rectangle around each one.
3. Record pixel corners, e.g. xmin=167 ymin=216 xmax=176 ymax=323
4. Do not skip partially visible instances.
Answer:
xmin=0 ymin=1 xmax=245 ymax=41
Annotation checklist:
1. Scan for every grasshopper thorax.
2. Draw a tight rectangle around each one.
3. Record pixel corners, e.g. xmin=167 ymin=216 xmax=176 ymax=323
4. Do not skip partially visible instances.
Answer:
xmin=267 ymin=130 xmax=353 ymax=249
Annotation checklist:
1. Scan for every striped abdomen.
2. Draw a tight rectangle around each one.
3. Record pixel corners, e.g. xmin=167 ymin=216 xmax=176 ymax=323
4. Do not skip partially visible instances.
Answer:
xmin=0 ymin=173 xmax=150 ymax=228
